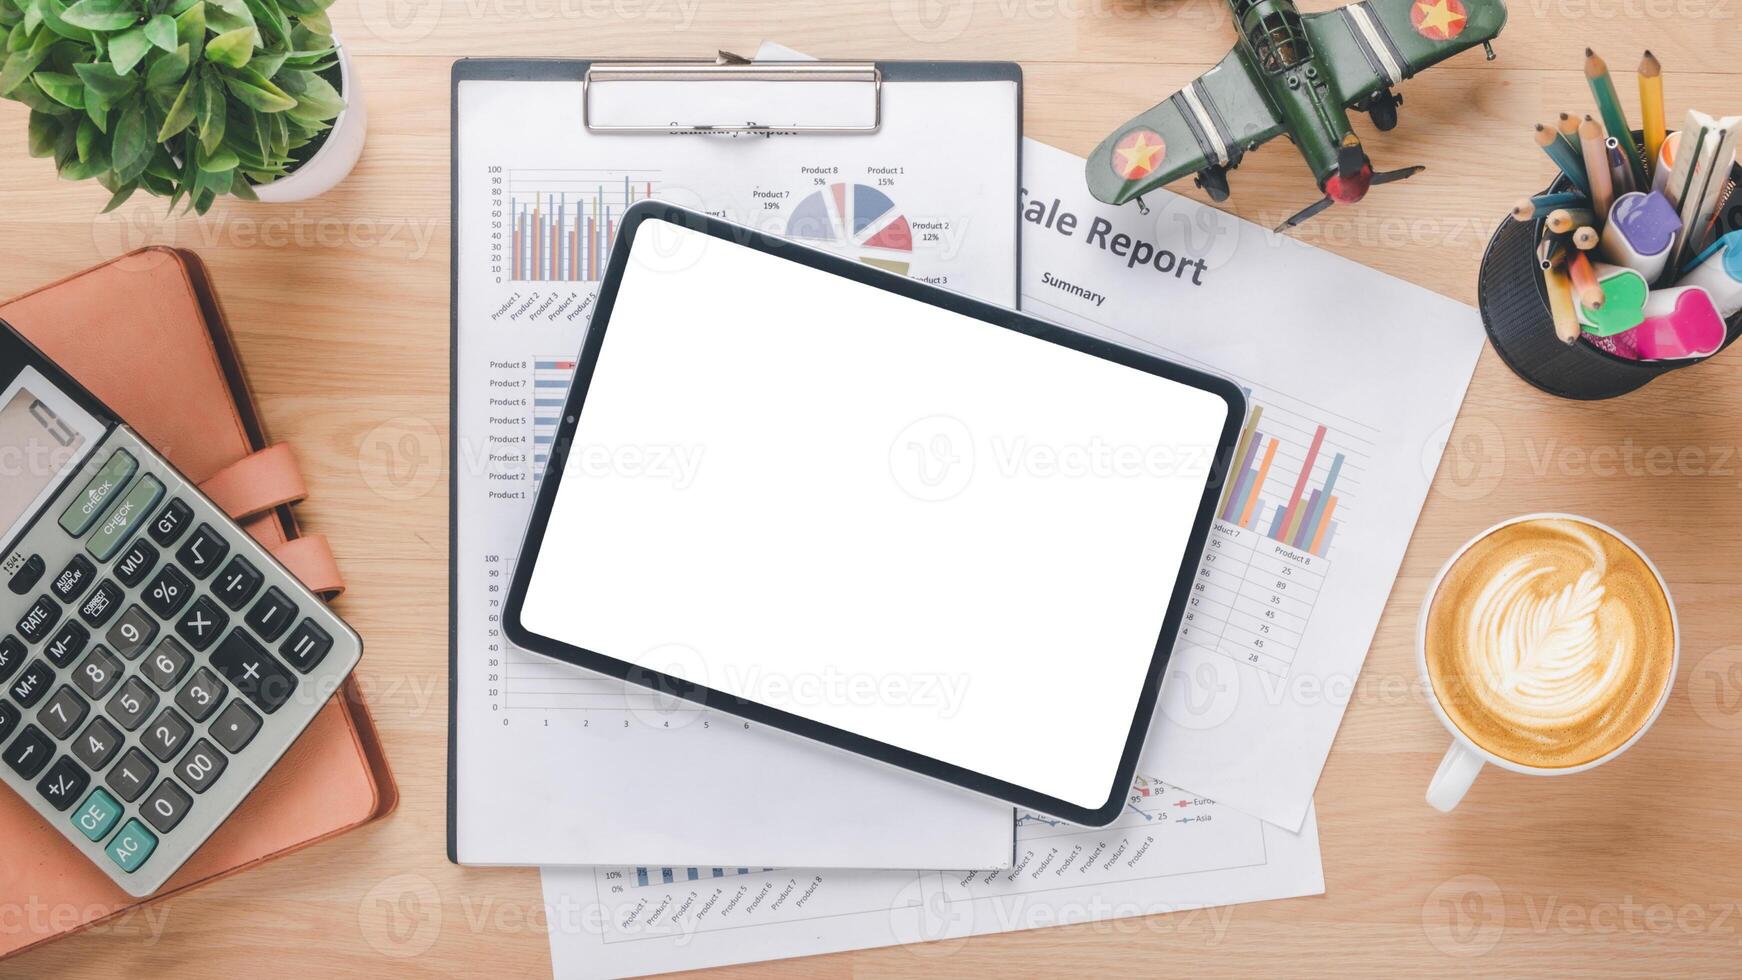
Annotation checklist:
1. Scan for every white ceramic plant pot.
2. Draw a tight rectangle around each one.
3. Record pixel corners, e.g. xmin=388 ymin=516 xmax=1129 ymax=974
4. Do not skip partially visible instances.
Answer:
xmin=251 ymin=41 xmax=366 ymax=203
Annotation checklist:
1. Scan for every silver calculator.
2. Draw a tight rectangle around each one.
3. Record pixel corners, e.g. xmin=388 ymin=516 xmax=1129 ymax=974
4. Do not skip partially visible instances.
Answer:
xmin=0 ymin=321 xmax=362 ymax=896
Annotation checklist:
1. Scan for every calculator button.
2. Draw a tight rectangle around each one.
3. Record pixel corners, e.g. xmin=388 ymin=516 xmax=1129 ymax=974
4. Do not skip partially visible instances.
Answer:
xmin=36 ymin=756 xmax=90 ymax=811
xmin=43 ymin=620 xmax=89 ymax=668
xmin=142 ymin=565 xmax=193 ymax=619
xmin=6 ymin=554 xmax=44 ymax=595
xmin=113 ymin=540 xmax=158 ymax=588
xmin=148 ymin=498 xmax=193 ymax=547
xmin=213 ymin=556 xmax=263 ymax=611
xmin=174 ymin=667 xmax=226 ymax=722
xmin=59 ymin=450 xmax=137 ymax=537
xmin=9 ymin=660 xmax=53 ymax=708
xmin=175 ymin=524 xmax=229 ymax=580
xmin=141 ymin=637 xmax=193 ymax=691
xmin=141 ymin=779 xmax=193 ymax=834
xmin=105 ymin=748 xmax=157 ymax=802
xmin=245 ymin=587 xmax=296 ymax=641
xmin=210 ymin=629 xmax=298 ymax=714
xmin=105 ymin=676 xmax=157 ymax=731
xmin=280 ymin=619 xmax=333 ymax=674
xmin=71 ymin=716 xmax=122 ymax=770
xmin=49 ymin=555 xmax=94 ymax=603
xmin=3 ymin=724 xmax=52 ymax=779
xmin=16 ymin=595 xmax=59 ymax=643
xmin=209 ymin=700 xmax=261 ymax=754
xmin=105 ymin=605 xmax=158 ymax=660
xmin=106 ymin=819 xmax=157 ymax=873
xmin=72 ymin=645 xmax=122 ymax=700
xmin=88 ymin=473 xmax=164 ymax=562
xmin=71 ymin=787 xmax=124 ymax=841
xmin=36 ymin=685 xmax=88 ymax=740
xmin=174 ymin=739 xmax=226 ymax=794
xmin=174 ymin=597 xmax=228 ymax=651
xmin=78 ymin=580 xmax=123 ymax=628
xmin=0 ymin=699 xmax=18 ymax=743
xmin=141 ymin=707 xmax=192 ymax=762
xmin=0 ymin=636 xmax=22 ymax=684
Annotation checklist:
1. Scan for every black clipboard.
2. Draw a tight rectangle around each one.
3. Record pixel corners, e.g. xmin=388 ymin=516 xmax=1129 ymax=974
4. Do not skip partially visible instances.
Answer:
xmin=447 ymin=55 xmax=1023 ymax=862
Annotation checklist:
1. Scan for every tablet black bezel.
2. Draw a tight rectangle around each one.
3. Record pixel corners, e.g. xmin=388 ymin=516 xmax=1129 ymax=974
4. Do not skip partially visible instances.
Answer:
xmin=502 ymin=201 xmax=1246 ymax=827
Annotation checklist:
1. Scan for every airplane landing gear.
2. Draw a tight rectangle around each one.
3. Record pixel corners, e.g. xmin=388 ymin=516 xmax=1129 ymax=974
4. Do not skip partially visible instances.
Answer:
xmin=1194 ymin=164 xmax=1231 ymax=202
xmin=1364 ymin=86 xmax=1402 ymax=132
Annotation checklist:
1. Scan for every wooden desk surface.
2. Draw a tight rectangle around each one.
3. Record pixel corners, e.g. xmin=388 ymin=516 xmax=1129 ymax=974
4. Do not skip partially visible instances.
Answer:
xmin=5 ymin=1 xmax=1742 ymax=975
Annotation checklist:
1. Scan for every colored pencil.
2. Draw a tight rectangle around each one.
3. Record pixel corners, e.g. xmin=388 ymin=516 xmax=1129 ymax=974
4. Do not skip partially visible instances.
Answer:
xmin=1546 ymin=207 xmax=1596 ymax=233
xmin=1640 ymin=51 xmax=1666 ymax=182
xmin=1511 ymin=197 xmax=1536 ymax=222
xmin=1542 ymin=263 xmax=1582 ymax=344
xmin=1558 ymin=112 xmax=1585 ymax=160
xmin=1581 ymin=116 xmax=1616 ymax=218
xmin=1606 ymin=138 xmax=1633 ymax=195
xmin=1537 ymin=123 xmax=1590 ymax=195
xmin=1532 ymin=190 xmax=1589 ymax=210
xmin=1569 ymin=249 xmax=1606 ymax=307
xmin=1586 ymin=49 xmax=1650 ymax=190
xmin=1573 ymin=225 xmax=1600 ymax=250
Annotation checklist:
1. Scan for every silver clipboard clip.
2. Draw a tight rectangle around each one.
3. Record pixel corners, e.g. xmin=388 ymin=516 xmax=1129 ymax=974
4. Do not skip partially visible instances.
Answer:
xmin=582 ymin=51 xmax=883 ymax=135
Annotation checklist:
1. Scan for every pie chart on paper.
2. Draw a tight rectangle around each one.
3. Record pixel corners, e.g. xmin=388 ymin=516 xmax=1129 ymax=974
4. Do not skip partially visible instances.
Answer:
xmin=784 ymin=182 xmax=916 ymax=277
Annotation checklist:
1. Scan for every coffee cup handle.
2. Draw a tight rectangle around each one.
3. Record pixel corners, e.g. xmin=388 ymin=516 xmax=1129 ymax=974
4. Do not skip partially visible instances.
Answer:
xmin=1427 ymin=742 xmax=1486 ymax=812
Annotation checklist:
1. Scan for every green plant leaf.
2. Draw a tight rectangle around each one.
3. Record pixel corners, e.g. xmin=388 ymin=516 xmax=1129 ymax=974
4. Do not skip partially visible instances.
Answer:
xmin=294 ymin=5 xmax=325 ymax=32
xmin=109 ymin=24 xmax=149 ymax=72
xmin=21 ymin=0 xmax=41 ymax=35
xmin=0 ymin=27 xmax=52 ymax=94
xmin=155 ymin=68 xmax=193 ymax=139
xmin=73 ymin=60 xmax=136 ymax=98
xmin=196 ymin=67 xmax=223 ymax=150
xmin=33 ymin=70 xmax=83 ymax=107
xmin=203 ymin=0 xmax=250 ymax=34
xmin=74 ymin=111 xmax=94 ymax=159
xmin=172 ymin=0 xmax=200 ymax=56
xmin=84 ymin=88 xmax=107 ymax=129
xmin=204 ymin=25 xmax=250 ymax=67
xmin=26 ymin=108 xmax=58 ymax=155
xmin=111 ymin=96 xmax=150 ymax=179
xmin=248 ymin=46 xmax=284 ymax=77
xmin=142 ymin=10 xmax=173 ymax=47
xmin=279 ymin=67 xmax=338 ymax=121
xmin=101 ymin=180 xmax=136 ymax=210
xmin=222 ymin=67 xmax=291 ymax=111
xmin=241 ymin=0 xmax=286 ymax=43
xmin=143 ymin=40 xmax=186 ymax=90
xmin=37 ymin=0 xmax=93 ymax=40
xmin=57 ymin=142 xmax=107 ymax=179
xmin=60 ymin=0 xmax=138 ymax=30
xmin=195 ymin=137 xmax=235 ymax=170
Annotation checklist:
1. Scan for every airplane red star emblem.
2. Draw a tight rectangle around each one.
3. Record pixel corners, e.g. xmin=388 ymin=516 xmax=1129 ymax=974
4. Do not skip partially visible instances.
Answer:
xmin=1112 ymin=128 xmax=1166 ymax=181
xmin=1410 ymin=0 xmax=1467 ymax=40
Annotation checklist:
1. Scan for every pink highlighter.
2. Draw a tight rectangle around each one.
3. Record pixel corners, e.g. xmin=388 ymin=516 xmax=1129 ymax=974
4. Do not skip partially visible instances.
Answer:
xmin=1586 ymin=286 xmax=1728 ymax=360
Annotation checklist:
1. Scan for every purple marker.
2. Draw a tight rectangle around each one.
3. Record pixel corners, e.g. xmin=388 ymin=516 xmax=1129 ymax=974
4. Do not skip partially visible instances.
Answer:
xmin=1599 ymin=191 xmax=1681 ymax=284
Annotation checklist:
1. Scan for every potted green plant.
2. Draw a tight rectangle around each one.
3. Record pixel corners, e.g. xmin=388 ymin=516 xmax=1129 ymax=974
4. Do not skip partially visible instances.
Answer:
xmin=0 ymin=0 xmax=366 ymax=211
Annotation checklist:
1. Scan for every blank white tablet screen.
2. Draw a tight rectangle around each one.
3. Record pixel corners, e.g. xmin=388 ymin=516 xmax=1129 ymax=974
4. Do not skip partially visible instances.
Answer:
xmin=518 ymin=218 xmax=1231 ymax=810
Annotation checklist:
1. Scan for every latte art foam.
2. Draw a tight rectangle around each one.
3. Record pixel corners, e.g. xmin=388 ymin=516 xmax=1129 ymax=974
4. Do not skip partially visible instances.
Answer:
xmin=1426 ymin=519 xmax=1674 ymax=769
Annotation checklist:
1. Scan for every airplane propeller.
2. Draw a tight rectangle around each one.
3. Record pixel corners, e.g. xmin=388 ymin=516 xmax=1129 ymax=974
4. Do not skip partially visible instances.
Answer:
xmin=1274 ymin=163 xmax=1426 ymax=232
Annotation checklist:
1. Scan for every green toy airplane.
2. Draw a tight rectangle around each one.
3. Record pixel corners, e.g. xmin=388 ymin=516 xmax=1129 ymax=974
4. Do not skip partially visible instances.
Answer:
xmin=1086 ymin=0 xmax=1507 ymax=230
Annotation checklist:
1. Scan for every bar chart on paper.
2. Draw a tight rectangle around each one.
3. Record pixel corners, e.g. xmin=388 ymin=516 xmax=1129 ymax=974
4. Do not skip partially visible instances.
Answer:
xmin=506 ymin=169 xmax=657 ymax=282
xmin=1183 ymin=391 xmax=1375 ymax=678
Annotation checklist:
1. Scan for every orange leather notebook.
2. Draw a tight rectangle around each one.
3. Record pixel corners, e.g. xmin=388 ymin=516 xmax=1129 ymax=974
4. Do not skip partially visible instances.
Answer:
xmin=0 ymin=248 xmax=397 ymax=960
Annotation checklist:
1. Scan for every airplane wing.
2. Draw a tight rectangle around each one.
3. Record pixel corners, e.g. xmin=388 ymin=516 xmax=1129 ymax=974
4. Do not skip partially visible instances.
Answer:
xmin=1304 ymin=0 xmax=1507 ymax=109
xmin=1085 ymin=49 xmax=1287 ymax=206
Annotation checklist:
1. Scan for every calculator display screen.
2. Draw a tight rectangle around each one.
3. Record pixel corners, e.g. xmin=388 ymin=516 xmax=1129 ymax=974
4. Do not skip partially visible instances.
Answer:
xmin=0 ymin=367 xmax=103 ymax=548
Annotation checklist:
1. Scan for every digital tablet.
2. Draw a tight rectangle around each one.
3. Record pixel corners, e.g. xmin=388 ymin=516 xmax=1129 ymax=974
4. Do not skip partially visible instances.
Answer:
xmin=503 ymin=202 xmax=1244 ymax=825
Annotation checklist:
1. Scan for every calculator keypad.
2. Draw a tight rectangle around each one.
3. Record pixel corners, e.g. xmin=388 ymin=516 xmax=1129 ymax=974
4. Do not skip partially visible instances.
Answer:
xmin=0 ymin=429 xmax=362 ymax=896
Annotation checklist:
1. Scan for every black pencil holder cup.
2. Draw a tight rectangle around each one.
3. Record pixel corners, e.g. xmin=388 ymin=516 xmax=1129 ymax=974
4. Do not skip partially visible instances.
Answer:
xmin=1478 ymin=173 xmax=1742 ymax=400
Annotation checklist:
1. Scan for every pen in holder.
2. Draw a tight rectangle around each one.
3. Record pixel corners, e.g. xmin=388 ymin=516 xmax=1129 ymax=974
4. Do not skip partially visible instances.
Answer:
xmin=1479 ymin=170 xmax=1742 ymax=401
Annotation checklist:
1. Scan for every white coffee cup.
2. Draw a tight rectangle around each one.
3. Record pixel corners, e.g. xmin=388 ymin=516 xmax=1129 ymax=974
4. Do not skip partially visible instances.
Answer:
xmin=1418 ymin=513 xmax=1679 ymax=812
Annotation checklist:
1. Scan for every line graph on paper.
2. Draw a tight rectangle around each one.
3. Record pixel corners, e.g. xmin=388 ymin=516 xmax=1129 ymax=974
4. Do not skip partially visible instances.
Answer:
xmin=1021 ymin=294 xmax=1380 ymax=679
